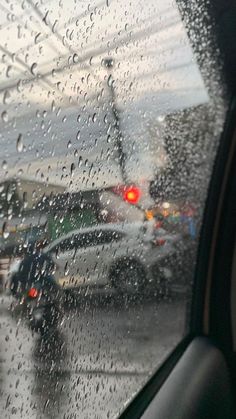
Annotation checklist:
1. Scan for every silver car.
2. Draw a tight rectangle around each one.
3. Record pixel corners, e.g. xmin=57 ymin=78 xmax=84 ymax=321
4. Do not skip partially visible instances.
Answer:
xmin=44 ymin=221 xmax=178 ymax=293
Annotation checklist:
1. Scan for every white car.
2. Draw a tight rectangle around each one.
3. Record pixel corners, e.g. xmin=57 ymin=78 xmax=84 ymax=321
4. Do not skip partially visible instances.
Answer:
xmin=44 ymin=221 xmax=178 ymax=293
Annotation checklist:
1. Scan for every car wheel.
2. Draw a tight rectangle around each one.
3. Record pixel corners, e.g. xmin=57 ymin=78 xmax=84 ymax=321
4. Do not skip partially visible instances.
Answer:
xmin=110 ymin=259 xmax=146 ymax=294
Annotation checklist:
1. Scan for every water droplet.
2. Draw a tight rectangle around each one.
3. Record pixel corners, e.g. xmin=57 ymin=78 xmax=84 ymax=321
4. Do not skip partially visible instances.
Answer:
xmin=67 ymin=140 xmax=72 ymax=149
xmin=2 ymin=160 xmax=7 ymax=170
xmin=2 ymin=222 xmax=9 ymax=239
xmin=35 ymin=32 xmax=41 ymax=44
xmin=52 ymin=20 xmax=58 ymax=33
xmin=6 ymin=66 xmax=12 ymax=78
xmin=1 ymin=111 xmax=8 ymax=122
xmin=107 ymin=74 xmax=113 ymax=87
xmin=51 ymin=100 xmax=56 ymax=112
xmin=70 ymin=163 xmax=75 ymax=176
xmin=92 ymin=113 xmax=97 ymax=123
xmin=3 ymin=90 xmax=11 ymax=105
xmin=69 ymin=30 xmax=74 ymax=41
xmin=78 ymin=156 xmax=83 ymax=167
xmin=52 ymin=245 xmax=59 ymax=259
xmin=73 ymin=54 xmax=79 ymax=64
xmin=23 ymin=191 xmax=28 ymax=208
xmin=43 ymin=399 xmax=50 ymax=412
xmin=64 ymin=262 xmax=69 ymax=276
xmin=16 ymin=134 xmax=23 ymax=152
xmin=31 ymin=62 xmax=37 ymax=75
xmin=76 ymin=130 xmax=81 ymax=140
xmin=43 ymin=10 xmax=49 ymax=25
xmin=17 ymin=79 xmax=23 ymax=92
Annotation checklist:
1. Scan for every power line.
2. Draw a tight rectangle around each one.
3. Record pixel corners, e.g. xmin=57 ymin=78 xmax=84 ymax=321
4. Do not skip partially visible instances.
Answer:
xmin=14 ymin=0 xmax=105 ymax=58
xmin=0 ymin=43 xmax=72 ymax=102
xmin=0 ymin=14 xmax=180 ymax=95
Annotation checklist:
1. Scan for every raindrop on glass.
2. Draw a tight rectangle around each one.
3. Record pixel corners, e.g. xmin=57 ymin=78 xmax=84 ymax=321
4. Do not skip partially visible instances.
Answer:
xmin=3 ymin=90 xmax=10 ymax=105
xmin=43 ymin=10 xmax=49 ymax=25
xmin=52 ymin=20 xmax=58 ymax=33
xmin=31 ymin=62 xmax=37 ymax=75
xmin=107 ymin=74 xmax=113 ymax=87
xmin=92 ymin=113 xmax=97 ymax=123
xmin=6 ymin=66 xmax=12 ymax=78
xmin=16 ymin=134 xmax=23 ymax=153
xmin=35 ymin=32 xmax=41 ymax=44
xmin=1 ymin=111 xmax=8 ymax=122
xmin=70 ymin=163 xmax=75 ymax=176
xmin=2 ymin=160 xmax=7 ymax=170
xmin=73 ymin=54 xmax=79 ymax=64
xmin=2 ymin=222 xmax=9 ymax=239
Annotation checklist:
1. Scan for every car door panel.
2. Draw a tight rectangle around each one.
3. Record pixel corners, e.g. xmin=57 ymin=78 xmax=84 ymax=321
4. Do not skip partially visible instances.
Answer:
xmin=141 ymin=337 xmax=235 ymax=419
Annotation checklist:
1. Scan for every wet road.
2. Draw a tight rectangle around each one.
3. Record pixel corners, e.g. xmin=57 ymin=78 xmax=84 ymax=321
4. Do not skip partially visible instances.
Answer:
xmin=0 ymin=292 xmax=186 ymax=419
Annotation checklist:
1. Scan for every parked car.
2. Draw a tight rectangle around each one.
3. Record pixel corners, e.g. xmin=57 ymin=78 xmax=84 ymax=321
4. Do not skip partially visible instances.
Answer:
xmin=43 ymin=221 xmax=179 ymax=293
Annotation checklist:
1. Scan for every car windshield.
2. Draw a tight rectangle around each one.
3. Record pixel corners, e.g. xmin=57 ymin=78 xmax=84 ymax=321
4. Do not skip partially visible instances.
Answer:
xmin=0 ymin=0 xmax=228 ymax=418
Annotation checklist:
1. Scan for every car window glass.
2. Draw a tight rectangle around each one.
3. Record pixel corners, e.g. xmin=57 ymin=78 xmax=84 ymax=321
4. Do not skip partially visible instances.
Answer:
xmin=0 ymin=0 xmax=228 ymax=418
xmin=86 ymin=230 xmax=124 ymax=246
xmin=50 ymin=230 xmax=123 ymax=254
xmin=58 ymin=238 xmax=74 ymax=252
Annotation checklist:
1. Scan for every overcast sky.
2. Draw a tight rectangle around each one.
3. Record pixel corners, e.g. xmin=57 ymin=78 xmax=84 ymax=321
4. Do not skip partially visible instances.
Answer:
xmin=0 ymin=0 xmax=209 ymax=190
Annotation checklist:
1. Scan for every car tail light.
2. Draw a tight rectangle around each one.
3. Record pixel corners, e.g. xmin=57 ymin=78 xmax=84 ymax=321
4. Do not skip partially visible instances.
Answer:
xmin=27 ymin=287 xmax=39 ymax=299
xmin=155 ymin=221 xmax=163 ymax=229
xmin=153 ymin=238 xmax=166 ymax=246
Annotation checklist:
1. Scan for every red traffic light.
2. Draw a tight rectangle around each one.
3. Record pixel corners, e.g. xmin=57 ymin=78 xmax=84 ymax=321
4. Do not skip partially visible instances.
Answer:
xmin=123 ymin=186 xmax=141 ymax=204
xmin=111 ymin=185 xmax=141 ymax=205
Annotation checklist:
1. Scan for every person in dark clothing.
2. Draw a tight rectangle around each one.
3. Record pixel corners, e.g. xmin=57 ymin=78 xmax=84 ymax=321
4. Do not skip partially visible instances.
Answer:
xmin=10 ymin=245 xmax=57 ymax=299
xmin=10 ymin=243 xmax=63 ymax=334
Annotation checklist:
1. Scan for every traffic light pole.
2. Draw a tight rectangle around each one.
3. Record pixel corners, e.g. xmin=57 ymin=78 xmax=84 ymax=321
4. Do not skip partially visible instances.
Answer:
xmin=103 ymin=58 xmax=128 ymax=184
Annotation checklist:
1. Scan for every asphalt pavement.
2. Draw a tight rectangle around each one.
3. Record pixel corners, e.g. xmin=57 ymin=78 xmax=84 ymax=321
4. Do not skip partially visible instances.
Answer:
xmin=0 ymin=291 xmax=186 ymax=419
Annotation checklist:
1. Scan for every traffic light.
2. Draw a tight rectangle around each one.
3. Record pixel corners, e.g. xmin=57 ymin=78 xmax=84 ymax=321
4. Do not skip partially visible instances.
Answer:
xmin=123 ymin=186 xmax=141 ymax=204
xmin=111 ymin=185 xmax=141 ymax=205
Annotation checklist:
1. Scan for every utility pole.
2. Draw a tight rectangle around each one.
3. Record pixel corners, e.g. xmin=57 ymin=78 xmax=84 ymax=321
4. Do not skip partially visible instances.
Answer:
xmin=103 ymin=58 xmax=127 ymax=183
